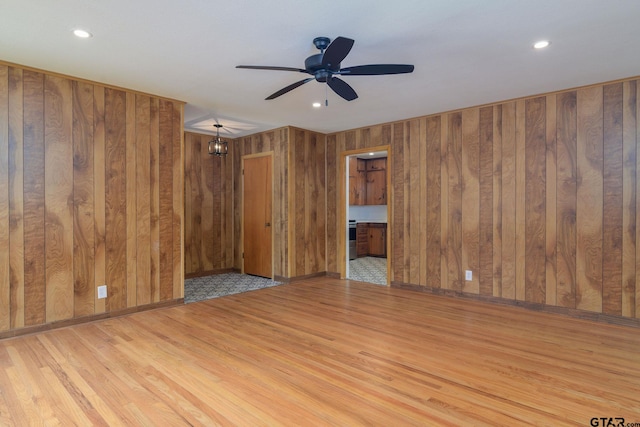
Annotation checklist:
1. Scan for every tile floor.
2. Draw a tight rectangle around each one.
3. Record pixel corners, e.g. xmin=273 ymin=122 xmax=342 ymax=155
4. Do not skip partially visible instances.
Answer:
xmin=184 ymin=257 xmax=387 ymax=303
xmin=348 ymin=256 xmax=387 ymax=286
xmin=184 ymin=273 xmax=282 ymax=303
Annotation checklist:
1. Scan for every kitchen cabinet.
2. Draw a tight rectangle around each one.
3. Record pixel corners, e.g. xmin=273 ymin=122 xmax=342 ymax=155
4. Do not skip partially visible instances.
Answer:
xmin=368 ymin=224 xmax=387 ymax=257
xmin=355 ymin=223 xmax=387 ymax=257
xmin=356 ymin=223 xmax=369 ymax=257
xmin=349 ymin=157 xmax=386 ymax=206
xmin=349 ymin=157 xmax=366 ymax=205
xmin=365 ymin=169 xmax=386 ymax=205
xmin=366 ymin=158 xmax=386 ymax=171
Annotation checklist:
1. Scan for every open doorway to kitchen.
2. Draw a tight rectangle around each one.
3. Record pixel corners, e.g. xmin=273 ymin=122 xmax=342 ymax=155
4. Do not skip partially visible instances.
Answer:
xmin=344 ymin=148 xmax=390 ymax=286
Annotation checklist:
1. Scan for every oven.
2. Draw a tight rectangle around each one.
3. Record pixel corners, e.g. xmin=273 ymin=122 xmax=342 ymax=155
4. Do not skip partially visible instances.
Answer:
xmin=348 ymin=220 xmax=357 ymax=260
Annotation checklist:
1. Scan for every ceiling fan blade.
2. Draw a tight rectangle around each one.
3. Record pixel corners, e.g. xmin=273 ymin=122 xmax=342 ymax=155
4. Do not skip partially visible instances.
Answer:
xmin=265 ymin=77 xmax=314 ymax=100
xmin=321 ymin=37 xmax=354 ymax=69
xmin=237 ymin=65 xmax=307 ymax=73
xmin=327 ymin=76 xmax=358 ymax=101
xmin=339 ymin=64 xmax=415 ymax=75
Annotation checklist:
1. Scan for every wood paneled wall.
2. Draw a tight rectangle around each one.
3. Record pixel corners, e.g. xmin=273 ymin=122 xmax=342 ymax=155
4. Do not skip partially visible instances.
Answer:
xmin=288 ymin=127 xmax=326 ymax=278
xmin=233 ymin=127 xmax=326 ymax=280
xmin=184 ymin=132 xmax=233 ymax=277
xmin=328 ymin=77 xmax=640 ymax=320
xmin=0 ymin=63 xmax=184 ymax=334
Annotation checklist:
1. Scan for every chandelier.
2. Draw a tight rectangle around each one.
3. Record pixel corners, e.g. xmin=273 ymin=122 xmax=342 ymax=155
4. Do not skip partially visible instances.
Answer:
xmin=208 ymin=124 xmax=228 ymax=156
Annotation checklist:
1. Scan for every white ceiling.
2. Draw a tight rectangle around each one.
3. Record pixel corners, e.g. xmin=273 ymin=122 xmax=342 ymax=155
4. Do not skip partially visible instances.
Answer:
xmin=2 ymin=0 xmax=640 ymax=138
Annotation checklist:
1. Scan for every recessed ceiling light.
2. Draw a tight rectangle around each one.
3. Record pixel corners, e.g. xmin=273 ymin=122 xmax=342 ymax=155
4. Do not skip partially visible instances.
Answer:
xmin=73 ymin=28 xmax=93 ymax=38
xmin=312 ymin=102 xmax=321 ymax=108
xmin=533 ymin=40 xmax=550 ymax=49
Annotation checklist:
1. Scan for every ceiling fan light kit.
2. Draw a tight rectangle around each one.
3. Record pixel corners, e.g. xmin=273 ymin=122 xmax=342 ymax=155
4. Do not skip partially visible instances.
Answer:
xmin=237 ymin=36 xmax=414 ymax=102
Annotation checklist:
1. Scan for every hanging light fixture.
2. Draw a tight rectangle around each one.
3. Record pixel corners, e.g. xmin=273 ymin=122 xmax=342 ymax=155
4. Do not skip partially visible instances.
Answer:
xmin=208 ymin=124 xmax=228 ymax=156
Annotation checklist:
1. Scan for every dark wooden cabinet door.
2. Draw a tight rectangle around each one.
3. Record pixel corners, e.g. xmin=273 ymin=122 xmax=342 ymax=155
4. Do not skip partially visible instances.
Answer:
xmin=348 ymin=157 xmax=358 ymax=205
xmin=366 ymin=170 xmax=386 ymax=205
xmin=349 ymin=157 xmax=366 ymax=205
xmin=368 ymin=225 xmax=386 ymax=257
xmin=366 ymin=158 xmax=386 ymax=171
xmin=356 ymin=224 xmax=368 ymax=257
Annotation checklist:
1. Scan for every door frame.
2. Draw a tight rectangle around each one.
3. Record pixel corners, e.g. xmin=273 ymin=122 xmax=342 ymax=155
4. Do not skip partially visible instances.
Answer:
xmin=339 ymin=145 xmax=391 ymax=284
xmin=241 ymin=151 xmax=275 ymax=278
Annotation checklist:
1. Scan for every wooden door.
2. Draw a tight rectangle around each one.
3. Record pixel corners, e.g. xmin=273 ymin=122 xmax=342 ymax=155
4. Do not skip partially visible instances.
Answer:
xmin=243 ymin=155 xmax=273 ymax=278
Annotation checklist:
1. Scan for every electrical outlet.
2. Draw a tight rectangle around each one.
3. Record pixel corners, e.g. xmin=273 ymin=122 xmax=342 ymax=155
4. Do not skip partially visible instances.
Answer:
xmin=465 ymin=270 xmax=473 ymax=281
xmin=97 ymin=285 xmax=107 ymax=299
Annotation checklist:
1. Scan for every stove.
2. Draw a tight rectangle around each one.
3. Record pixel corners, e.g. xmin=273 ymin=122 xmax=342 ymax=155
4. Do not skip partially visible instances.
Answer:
xmin=348 ymin=220 xmax=357 ymax=260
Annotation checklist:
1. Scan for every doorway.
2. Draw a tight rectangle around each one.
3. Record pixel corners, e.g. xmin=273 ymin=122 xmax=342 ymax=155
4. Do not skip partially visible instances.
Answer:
xmin=344 ymin=148 xmax=390 ymax=285
xmin=242 ymin=154 xmax=273 ymax=278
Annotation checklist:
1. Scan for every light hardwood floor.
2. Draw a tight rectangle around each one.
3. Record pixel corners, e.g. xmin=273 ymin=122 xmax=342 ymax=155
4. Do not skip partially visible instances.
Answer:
xmin=1 ymin=277 xmax=639 ymax=426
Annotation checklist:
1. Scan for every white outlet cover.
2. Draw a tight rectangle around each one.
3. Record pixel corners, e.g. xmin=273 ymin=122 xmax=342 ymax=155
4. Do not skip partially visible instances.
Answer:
xmin=97 ymin=285 xmax=107 ymax=299
xmin=465 ymin=270 xmax=472 ymax=281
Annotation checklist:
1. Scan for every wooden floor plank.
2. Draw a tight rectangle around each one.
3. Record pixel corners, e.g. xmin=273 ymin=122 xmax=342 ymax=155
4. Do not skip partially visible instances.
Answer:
xmin=0 ymin=277 xmax=639 ymax=425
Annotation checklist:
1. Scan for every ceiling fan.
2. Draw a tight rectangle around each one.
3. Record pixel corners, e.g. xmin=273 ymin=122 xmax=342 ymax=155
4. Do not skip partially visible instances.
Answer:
xmin=236 ymin=36 xmax=414 ymax=102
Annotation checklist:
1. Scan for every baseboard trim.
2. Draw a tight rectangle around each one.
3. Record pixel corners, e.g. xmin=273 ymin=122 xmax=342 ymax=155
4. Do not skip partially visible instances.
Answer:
xmin=275 ymin=272 xmax=328 ymax=283
xmin=185 ymin=268 xmax=239 ymax=279
xmin=391 ymin=282 xmax=640 ymax=329
xmin=0 ymin=298 xmax=184 ymax=340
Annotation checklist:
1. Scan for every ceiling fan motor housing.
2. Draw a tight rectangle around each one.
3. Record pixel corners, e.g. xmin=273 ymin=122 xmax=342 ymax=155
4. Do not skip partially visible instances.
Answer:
xmin=305 ymin=54 xmax=339 ymax=82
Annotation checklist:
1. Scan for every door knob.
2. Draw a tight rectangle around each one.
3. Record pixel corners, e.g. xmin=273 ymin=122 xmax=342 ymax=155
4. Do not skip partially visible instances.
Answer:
xmin=265 ymin=222 xmax=271 ymax=227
